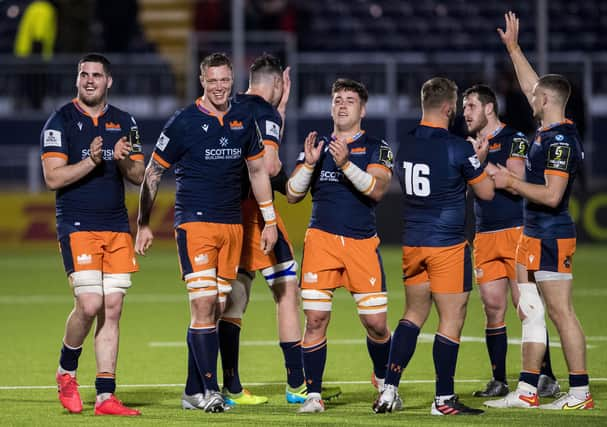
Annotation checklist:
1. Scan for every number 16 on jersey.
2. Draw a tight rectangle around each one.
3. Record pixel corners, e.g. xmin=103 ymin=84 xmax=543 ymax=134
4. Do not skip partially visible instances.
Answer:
xmin=402 ymin=161 xmax=430 ymax=196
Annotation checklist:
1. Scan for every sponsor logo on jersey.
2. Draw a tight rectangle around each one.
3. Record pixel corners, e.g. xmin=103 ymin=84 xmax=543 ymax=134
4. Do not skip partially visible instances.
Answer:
xmin=303 ymin=272 xmax=318 ymax=283
xmin=351 ymin=147 xmax=366 ymax=155
xmin=379 ymin=144 xmax=394 ymax=169
xmin=202 ymin=123 xmax=209 ymax=132
xmin=229 ymin=120 xmax=244 ymax=130
xmin=547 ymin=143 xmax=571 ymax=171
xmin=76 ymin=253 xmax=92 ymax=265
xmin=43 ymin=130 xmax=62 ymax=147
xmin=81 ymin=148 xmax=114 ymax=161
xmin=204 ymin=137 xmax=242 ymax=160
xmin=194 ymin=254 xmax=209 ymax=265
xmin=156 ymin=132 xmax=170 ymax=151
xmin=468 ymin=154 xmax=481 ymax=169
xmin=265 ymin=120 xmax=280 ymax=139
xmin=105 ymin=122 xmax=122 ymax=131
xmin=369 ymin=277 xmax=376 ymax=286
xmin=77 ymin=122 xmax=83 ymax=131
xmin=319 ymin=170 xmax=343 ymax=183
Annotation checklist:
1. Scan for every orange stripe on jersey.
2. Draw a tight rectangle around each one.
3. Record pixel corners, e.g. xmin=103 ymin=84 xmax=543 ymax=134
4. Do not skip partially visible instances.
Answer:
xmin=41 ymin=152 xmax=68 ymax=161
xmin=367 ymin=163 xmax=392 ymax=175
xmin=246 ymin=150 xmax=265 ymax=161
xmin=263 ymin=139 xmax=279 ymax=149
xmin=468 ymin=170 xmax=488 ymax=185
xmin=545 ymin=169 xmax=569 ymax=178
xmin=130 ymin=153 xmax=144 ymax=161
xmin=152 ymin=152 xmax=170 ymax=168
xmin=420 ymin=120 xmax=446 ymax=130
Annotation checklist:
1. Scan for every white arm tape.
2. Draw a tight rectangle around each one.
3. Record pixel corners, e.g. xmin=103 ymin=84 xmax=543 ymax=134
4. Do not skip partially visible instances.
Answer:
xmin=258 ymin=200 xmax=277 ymax=225
xmin=287 ymin=163 xmax=314 ymax=195
xmin=341 ymin=161 xmax=376 ymax=195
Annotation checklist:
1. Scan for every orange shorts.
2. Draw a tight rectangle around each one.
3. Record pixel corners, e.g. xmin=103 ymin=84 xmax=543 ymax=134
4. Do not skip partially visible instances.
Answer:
xmin=300 ymin=228 xmax=385 ymax=293
xmin=403 ymin=242 xmax=472 ymax=294
xmin=175 ymin=222 xmax=243 ymax=280
xmin=516 ymin=234 xmax=576 ymax=273
xmin=59 ymin=231 xmax=138 ymax=275
xmin=473 ymin=226 xmax=522 ymax=285
xmin=240 ymin=199 xmax=294 ymax=271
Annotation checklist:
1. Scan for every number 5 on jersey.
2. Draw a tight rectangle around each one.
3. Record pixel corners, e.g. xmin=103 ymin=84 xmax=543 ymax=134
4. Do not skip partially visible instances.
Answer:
xmin=402 ymin=161 xmax=430 ymax=196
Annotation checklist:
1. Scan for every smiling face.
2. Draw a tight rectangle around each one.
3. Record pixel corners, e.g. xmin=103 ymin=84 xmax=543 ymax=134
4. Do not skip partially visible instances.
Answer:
xmin=200 ymin=64 xmax=233 ymax=110
xmin=463 ymin=93 xmax=489 ymax=135
xmin=76 ymin=61 xmax=112 ymax=108
xmin=331 ymin=89 xmax=365 ymax=132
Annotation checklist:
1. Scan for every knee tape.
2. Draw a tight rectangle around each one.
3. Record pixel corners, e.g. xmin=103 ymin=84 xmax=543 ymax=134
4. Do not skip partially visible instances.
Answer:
xmin=534 ymin=270 xmax=573 ymax=282
xmin=217 ymin=277 xmax=232 ymax=304
xmin=353 ymin=292 xmax=388 ymax=315
xmin=185 ymin=268 xmax=217 ymax=301
xmin=261 ymin=260 xmax=298 ymax=287
xmin=222 ymin=272 xmax=253 ymax=318
xmin=103 ymin=273 xmax=131 ymax=295
xmin=517 ymin=282 xmax=546 ymax=344
xmin=70 ymin=270 xmax=103 ymax=296
xmin=301 ymin=289 xmax=333 ymax=311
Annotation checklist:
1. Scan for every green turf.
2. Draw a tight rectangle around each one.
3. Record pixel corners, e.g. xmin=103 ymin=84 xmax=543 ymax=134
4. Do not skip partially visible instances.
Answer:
xmin=0 ymin=244 xmax=605 ymax=426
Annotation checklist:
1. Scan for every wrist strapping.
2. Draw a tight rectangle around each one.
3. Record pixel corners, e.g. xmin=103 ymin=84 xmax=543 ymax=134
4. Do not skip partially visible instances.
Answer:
xmin=341 ymin=161 xmax=376 ymax=195
xmin=259 ymin=200 xmax=277 ymax=226
xmin=287 ymin=163 xmax=314 ymax=195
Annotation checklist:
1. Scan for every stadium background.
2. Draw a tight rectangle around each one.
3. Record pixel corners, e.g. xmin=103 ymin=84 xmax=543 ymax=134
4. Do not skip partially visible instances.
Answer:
xmin=0 ymin=1 xmax=606 ymax=425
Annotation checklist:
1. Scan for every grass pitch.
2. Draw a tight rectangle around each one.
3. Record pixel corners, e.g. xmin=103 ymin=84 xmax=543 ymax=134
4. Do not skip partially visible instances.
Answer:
xmin=0 ymin=244 xmax=605 ymax=426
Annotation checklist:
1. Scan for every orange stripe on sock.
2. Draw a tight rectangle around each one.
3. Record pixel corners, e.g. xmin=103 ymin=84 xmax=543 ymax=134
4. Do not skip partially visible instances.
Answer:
xmin=522 ymin=369 xmax=540 ymax=374
xmin=191 ymin=323 xmax=216 ymax=329
xmin=436 ymin=332 xmax=460 ymax=344
xmin=302 ymin=336 xmax=327 ymax=349
xmin=220 ymin=317 xmax=242 ymax=327
xmin=569 ymin=370 xmax=588 ymax=375
xmin=367 ymin=333 xmax=391 ymax=344
xmin=96 ymin=372 xmax=115 ymax=379
xmin=486 ymin=322 xmax=506 ymax=329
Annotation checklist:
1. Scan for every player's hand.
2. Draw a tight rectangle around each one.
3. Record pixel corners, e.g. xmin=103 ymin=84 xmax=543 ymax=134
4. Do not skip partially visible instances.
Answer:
xmin=89 ymin=136 xmax=103 ymax=165
xmin=113 ymin=136 xmax=131 ymax=161
xmin=277 ymin=66 xmax=291 ymax=120
xmin=329 ymin=137 xmax=349 ymax=168
xmin=304 ymin=131 xmax=323 ymax=166
xmin=467 ymin=136 xmax=489 ymax=159
xmin=489 ymin=163 xmax=516 ymax=192
xmin=497 ymin=11 xmax=520 ymax=51
xmin=260 ymin=224 xmax=278 ymax=255
xmin=135 ymin=225 xmax=154 ymax=256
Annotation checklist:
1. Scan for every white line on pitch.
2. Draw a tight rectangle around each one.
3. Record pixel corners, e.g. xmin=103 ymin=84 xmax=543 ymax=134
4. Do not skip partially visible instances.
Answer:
xmin=4 ymin=378 xmax=607 ymax=391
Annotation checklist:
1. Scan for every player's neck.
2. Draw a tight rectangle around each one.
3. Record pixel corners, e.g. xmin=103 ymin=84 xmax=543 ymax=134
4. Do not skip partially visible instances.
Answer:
xmin=75 ymin=97 xmax=107 ymax=117
xmin=421 ymin=113 xmax=448 ymax=129
xmin=246 ymin=86 xmax=271 ymax=105
xmin=479 ymin=118 xmax=502 ymax=139
xmin=540 ymin=109 xmax=566 ymax=128
xmin=200 ymin=96 xmax=229 ymax=114
xmin=333 ymin=125 xmax=362 ymax=140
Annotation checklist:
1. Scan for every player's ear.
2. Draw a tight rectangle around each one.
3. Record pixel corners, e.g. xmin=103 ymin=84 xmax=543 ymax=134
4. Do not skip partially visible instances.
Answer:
xmin=360 ymin=103 xmax=366 ymax=119
xmin=107 ymin=75 xmax=113 ymax=90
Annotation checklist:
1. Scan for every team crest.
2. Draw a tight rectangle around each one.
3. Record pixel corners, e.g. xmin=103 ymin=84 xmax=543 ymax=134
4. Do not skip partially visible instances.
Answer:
xmin=229 ymin=120 xmax=244 ymax=130
xmin=105 ymin=122 xmax=121 ymax=131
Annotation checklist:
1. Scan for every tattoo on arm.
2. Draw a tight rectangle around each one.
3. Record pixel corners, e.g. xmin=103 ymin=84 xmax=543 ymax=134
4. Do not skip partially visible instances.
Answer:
xmin=138 ymin=158 xmax=166 ymax=226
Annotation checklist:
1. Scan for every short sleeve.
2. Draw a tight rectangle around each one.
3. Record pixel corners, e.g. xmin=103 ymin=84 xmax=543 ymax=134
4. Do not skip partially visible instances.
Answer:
xmin=368 ymin=139 xmax=393 ymax=173
xmin=255 ymin=103 xmax=283 ymax=149
xmin=544 ymin=134 xmax=572 ymax=176
xmin=509 ymin=132 xmax=529 ymax=160
xmin=152 ymin=110 xmax=187 ymax=168
xmin=40 ymin=112 xmax=68 ymax=161
xmin=244 ymin=117 xmax=265 ymax=161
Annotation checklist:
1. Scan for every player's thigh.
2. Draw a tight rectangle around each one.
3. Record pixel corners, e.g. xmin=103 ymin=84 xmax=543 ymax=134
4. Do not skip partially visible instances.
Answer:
xmin=474 ymin=229 xmax=519 ymax=285
xmin=426 ymin=242 xmax=473 ymax=294
xmin=301 ymin=228 xmax=344 ymax=287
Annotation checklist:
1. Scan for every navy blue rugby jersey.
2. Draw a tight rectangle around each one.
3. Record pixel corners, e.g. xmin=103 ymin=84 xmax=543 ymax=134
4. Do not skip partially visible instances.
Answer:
xmin=296 ymin=131 xmax=393 ymax=239
xmin=40 ymin=99 xmax=143 ymax=238
xmin=524 ymin=120 xmax=583 ymax=239
xmin=474 ymin=124 xmax=528 ymax=232
xmin=396 ymin=122 xmax=487 ymax=247
xmin=152 ymin=98 xmax=264 ymax=226
xmin=233 ymin=93 xmax=283 ymax=200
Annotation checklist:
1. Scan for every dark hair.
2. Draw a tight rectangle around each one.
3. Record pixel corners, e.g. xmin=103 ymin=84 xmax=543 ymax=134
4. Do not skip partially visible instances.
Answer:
xmin=78 ymin=53 xmax=111 ymax=75
xmin=200 ymin=52 xmax=232 ymax=74
xmin=332 ymin=78 xmax=368 ymax=104
xmin=463 ymin=84 xmax=498 ymax=115
xmin=538 ymin=74 xmax=571 ymax=105
xmin=421 ymin=77 xmax=458 ymax=110
xmin=250 ymin=53 xmax=283 ymax=84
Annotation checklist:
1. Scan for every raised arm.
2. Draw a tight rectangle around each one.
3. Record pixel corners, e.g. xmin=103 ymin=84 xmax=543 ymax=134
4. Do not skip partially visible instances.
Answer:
xmin=135 ymin=157 xmax=166 ymax=255
xmin=286 ymin=131 xmax=324 ymax=204
xmin=497 ymin=11 xmax=540 ymax=105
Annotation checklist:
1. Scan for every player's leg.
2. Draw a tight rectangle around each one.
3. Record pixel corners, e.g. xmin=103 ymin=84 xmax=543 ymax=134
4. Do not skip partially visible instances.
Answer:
xmin=56 ymin=232 xmax=105 ymax=413
xmin=374 ymin=246 xmax=431 ymax=414
xmin=429 ymin=243 xmax=483 ymax=416
xmin=535 ymin=239 xmax=592 ymax=410
xmin=93 ymin=232 xmax=140 ymax=416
